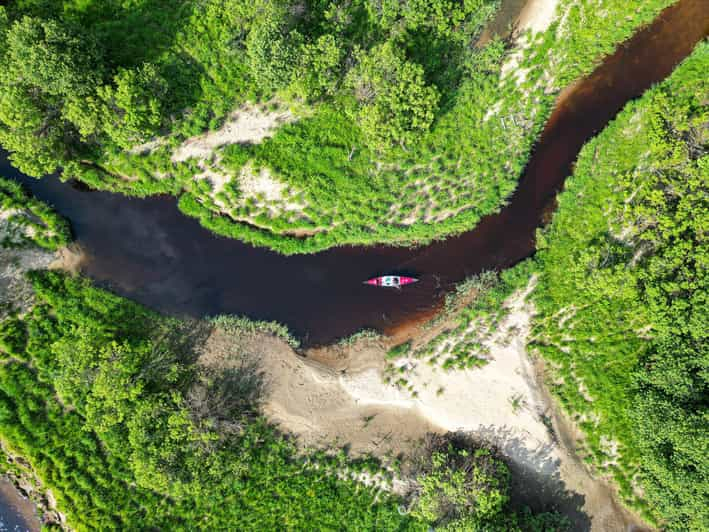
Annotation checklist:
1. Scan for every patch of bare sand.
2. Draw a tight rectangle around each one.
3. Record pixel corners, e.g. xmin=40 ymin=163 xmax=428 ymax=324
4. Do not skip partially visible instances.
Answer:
xmin=128 ymin=138 xmax=165 ymax=155
xmin=237 ymin=164 xmax=306 ymax=212
xmin=501 ymin=0 xmax=561 ymax=83
xmin=518 ymin=0 xmax=561 ymax=34
xmin=199 ymin=329 xmax=438 ymax=459
xmin=0 ymin=246 xmax=55 ymax=319
xmin=48 ymin=245 xmax=84 ymax=274
xmin=172 ymin=103 xmax=295 ymax=163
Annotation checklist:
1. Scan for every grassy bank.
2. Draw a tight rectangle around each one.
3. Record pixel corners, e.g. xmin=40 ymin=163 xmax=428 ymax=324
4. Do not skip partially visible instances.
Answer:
xmin=0 ymin=1 xmax=676 ymax=253
xmin=0 ymin=178 xmax=70 ymax=250
xmin=530 ymin=42 xmax=708 ymax=529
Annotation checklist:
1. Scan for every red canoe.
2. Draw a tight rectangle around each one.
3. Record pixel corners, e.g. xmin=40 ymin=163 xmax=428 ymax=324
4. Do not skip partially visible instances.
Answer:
xmin=364 ymin=275 xmax=419 ymax=288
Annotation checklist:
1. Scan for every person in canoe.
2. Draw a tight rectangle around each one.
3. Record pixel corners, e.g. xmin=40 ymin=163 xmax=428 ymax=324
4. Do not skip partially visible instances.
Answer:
xmin=364 ymin=275 xmax=418 ymax=288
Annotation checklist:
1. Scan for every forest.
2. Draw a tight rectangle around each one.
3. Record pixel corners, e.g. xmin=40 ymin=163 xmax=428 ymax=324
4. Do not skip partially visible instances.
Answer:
xmin=0 ymin=0 xmax=676 ymax=253
xmin=531 ymin=42 xmax=708 ymax=530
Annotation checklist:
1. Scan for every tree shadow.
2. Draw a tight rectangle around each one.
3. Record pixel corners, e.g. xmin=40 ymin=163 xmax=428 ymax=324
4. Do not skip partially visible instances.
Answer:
xmin=61 ymin=0 xmax=195 ymax=69
xmin=471 ymin=424 xmax=592 ymax=531
xmin=187 ymin=359 xmax=269 ymax=434
xmin=152 ymin=317 xmax=213 ymax=366
xmin=480 ymin=0 xmax=527 ymax=42
xmin=183 ymin=324 xmax=270 ymax=434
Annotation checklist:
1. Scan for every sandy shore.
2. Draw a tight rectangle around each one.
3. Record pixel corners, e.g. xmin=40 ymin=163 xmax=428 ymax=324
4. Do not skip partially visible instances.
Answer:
xmin=199 ymin=278 xmax=648 ymax=531
xmin=517 ymin=0 xmax=561 ymax=34
xmin=501 ymin=0 xmax=561 ymax=84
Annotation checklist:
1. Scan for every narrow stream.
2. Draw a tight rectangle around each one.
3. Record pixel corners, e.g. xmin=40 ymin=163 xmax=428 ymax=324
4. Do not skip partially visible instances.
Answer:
xmin=3 ymin=0 xmax=708 ymax=346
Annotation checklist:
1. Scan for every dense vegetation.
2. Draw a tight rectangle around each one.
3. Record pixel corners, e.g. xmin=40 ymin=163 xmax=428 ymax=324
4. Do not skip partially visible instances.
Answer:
xmin=0 ymin=0 xmax=677 ymax=253
xmin=531 ymin=43 xmax=708 ymax=529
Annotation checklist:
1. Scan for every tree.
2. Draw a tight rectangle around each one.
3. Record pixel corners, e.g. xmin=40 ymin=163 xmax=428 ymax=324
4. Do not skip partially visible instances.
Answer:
xmin=2 ymin=16 xmax=100 ymax=97
xmin=98 ymin=63 xmax=168 ymax=148
xmin=0 ymin=85 xmax=67 ymax=175
xmin=366 ymin=0 xmax=493 ymax=38
xmin=0 ymin=15 xmax=102 ymax=175
xmin=246 ymin=8 xmax=301 ymax=92
xmin=291 ymin=34 xmax=344 ymax=101
xmin=0 ymin=7 xmax=7 ymax=36
xmin=407 ymin=434 xmax=569 ymax=531
xmin=346 ymin=42 xmax=439 ymax=150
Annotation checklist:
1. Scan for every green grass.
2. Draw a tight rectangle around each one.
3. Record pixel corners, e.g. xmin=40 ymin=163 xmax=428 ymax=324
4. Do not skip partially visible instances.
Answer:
xmin=385 ymin=262 xmax=534 ymax=378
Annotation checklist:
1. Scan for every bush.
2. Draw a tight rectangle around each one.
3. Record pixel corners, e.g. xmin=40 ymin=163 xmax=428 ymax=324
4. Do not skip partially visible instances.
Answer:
xmin=407 ymin=434 xmax=569 ymax=531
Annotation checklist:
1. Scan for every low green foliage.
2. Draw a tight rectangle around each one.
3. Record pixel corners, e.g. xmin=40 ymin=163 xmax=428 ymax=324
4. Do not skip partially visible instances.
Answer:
xmin=0 ymin=177 xmax=70 ymax=250
xmin=337 ymin=328 xmax=383 ymax=346
xmin=345 ymin=41 xmax=440 ymax=150
xmin=531 ymin=43 xmax=708 ymax=529
xmin=386 ymin=262 xmax=534 ymax=377
xmin=387 ymin=341 xmax=412 ymax=359
xmin=210 ymin=314 xmax=300 ymax=348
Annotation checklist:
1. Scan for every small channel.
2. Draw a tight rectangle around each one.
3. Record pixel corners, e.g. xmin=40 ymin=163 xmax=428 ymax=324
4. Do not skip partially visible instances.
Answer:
xmin=3 ymin=0 xmax=708 ymax=346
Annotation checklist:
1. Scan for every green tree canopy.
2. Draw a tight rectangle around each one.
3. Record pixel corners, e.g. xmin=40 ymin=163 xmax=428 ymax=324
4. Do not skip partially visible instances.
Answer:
xmin=291 ymin=33 xmax=344 ymax=101
xmin=346 ymin=41 xmax=439 ymax=150
xmin=246 ymin=6 xmax=302 ymax=92
xmin=2 ymin=16 xmax=101 ymax=96
xmin=98 ymin=63 xmax=168 ymax=148
xmin=0 ymin=15 xmax=103 ymax=175
xmin=408 ymin=435 xmax=569 ymax=531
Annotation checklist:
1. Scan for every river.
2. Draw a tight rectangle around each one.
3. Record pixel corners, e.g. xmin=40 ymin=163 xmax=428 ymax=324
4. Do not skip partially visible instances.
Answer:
xmin=2 ymin=0 xmax=708 ymax=347
xmin=0 ymin=479 xmax=39 ymax=532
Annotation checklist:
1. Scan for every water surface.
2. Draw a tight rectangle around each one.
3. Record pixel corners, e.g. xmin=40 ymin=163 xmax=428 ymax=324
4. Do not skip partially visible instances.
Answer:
xmin=0 ymin=479 xmax=39 ymax=532
xmin=4 ymin=0 xmax=708 ymax=345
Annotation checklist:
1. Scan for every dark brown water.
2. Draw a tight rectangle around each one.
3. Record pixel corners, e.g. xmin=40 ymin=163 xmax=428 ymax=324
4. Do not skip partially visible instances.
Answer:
xmin=0 ymin=479 xmax=39 ymax=532
xmin=4 ymin=0 xmax=708 ymax=345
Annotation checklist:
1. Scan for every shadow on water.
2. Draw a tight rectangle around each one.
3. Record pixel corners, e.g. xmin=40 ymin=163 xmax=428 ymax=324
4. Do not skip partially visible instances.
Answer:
xmin=3 ymin=0 xmax=708 ymax=346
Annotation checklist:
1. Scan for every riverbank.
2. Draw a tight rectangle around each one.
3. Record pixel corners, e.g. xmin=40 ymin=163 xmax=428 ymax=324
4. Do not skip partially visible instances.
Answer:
xmin=5 ymin=0 xmax=706 ymax=345
xmin=530 ymin=41 xmax=708 ymax=528
xmin=205 ymin=278 xmax=648 ymax=530
xmin=150 ymin=0 xmax=679 ymax=254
